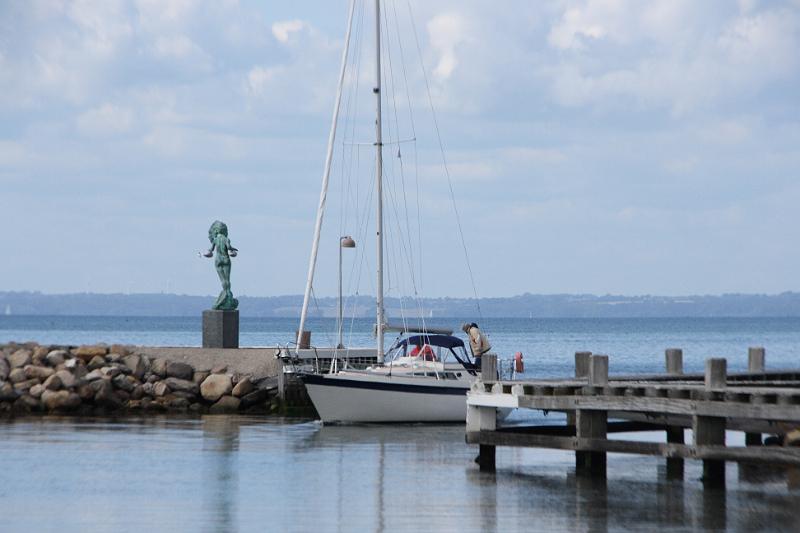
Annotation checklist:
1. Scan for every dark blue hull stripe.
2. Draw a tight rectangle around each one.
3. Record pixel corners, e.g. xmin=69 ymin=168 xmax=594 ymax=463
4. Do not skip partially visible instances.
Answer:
xmin=300 ymin=373 xmax=467 ymax=396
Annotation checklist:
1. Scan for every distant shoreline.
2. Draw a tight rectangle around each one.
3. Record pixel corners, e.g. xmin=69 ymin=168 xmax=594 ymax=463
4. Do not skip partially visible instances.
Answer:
xmin=3 ymin=291 xmax=800 ymax=318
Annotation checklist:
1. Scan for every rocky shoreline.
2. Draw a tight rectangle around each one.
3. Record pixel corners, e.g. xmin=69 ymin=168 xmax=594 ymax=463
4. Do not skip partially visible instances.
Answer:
xmin=0 ymin=342 xmax=284 ymax=415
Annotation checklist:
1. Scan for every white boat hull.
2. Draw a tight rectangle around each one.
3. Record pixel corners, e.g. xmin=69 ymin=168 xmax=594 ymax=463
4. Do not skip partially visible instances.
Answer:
xmin=301 ymin=372 xmax=471 ymax=423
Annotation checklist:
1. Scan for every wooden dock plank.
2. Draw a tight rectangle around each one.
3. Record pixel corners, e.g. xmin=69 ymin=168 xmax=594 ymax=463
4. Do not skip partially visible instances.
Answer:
xmin=466 ymin=430 xmax=800 ymax=465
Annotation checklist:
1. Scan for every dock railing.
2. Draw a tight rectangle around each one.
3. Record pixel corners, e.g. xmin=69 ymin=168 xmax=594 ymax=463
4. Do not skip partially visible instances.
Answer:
xmin=467 ymin=348 xmax=800 ymax=488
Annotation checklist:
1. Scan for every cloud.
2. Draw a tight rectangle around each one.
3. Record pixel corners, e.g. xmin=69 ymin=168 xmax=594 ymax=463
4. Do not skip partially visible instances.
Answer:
xmin=427 ymin=13 xmax=467 ymax=81
xmin=1 ymin=1 xmax=800 ymax=297
xmin=272 ymin=19 xmax=308 ymax=44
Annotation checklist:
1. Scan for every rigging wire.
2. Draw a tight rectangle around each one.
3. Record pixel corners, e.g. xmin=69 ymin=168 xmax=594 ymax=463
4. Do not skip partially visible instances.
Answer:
xmin=381 ymin=0 xmax=426 ymax=327
xmin=405 ymin=0 xmax=485 ymax=328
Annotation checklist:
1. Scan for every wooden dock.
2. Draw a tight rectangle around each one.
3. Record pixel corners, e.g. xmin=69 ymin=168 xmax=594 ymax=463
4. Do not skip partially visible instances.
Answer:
xmin=467 ymin=349 xmax=800 ymax=487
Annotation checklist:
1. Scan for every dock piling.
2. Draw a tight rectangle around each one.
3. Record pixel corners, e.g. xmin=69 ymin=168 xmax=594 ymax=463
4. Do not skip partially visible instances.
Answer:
xmin=576 ymin=355 xmax=609 ymax=477
xmin=570 ymin=352 xmax=591 ymax=465
xmin=665 ymin=348 xmax=685 ymax=478
xmin=470 ymin=354 xmax=498 ymax=471
xmin=589 ymin=354 xmax=609 ymax=387
xmin=697 ymin=358 xmax=728 ymax=486
xmin=575 ymin=351 xmax=591 ymax=379
xmin=748 ymin=347 xmax=765 ymax=373
xmin=746 ymin=348 xmax=766 ymax=445
xmin=705 ymin=358 xmax=727 ymax=390
xmin=665 ymin=348 xmax=683 ymax=375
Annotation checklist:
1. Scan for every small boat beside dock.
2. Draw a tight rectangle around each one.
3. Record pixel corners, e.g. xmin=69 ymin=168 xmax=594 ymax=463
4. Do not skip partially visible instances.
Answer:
xmin=467 ymin=348 xmax=800 ymax=488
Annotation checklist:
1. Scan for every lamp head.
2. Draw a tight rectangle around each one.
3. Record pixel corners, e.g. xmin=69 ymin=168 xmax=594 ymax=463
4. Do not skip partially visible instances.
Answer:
xmin=340 ymin=236 xmax=356 ymax=248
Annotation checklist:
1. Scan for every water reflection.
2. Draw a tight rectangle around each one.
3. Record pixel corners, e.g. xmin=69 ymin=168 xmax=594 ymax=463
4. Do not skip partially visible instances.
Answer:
xmin=201 ymin=416 xmax=240 ymax=533
xmin=2 ymin=417 xmax=800 ymax=532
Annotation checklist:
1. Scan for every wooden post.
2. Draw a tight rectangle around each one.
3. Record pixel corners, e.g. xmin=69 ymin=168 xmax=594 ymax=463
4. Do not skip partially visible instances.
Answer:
xmin=695 ymin=357 xmax=727 ymax=487
xmin=589 ymin=354 xmax=609 ymax=386
xmin=665 ymin=349 xmax=684 ymax=479
xmin=665 ymin=348 xmax=683 ymax=375
xmin=568 ymin=352 xmax=591 ymax=429
xmin=705 ymin=358 xmax=726 ymax=389
xmin=748 ymin=347 xmax=765 ymax=373
xmin=575 ymin=351 xmax=591 ymax=379
xmin=666 ymin=427 xmax=684 ymax=480
xmin=577 ymin=354 xmax=609 ymax=477
xmin=571 ymin=352 xmax=592 ymax=465
xmin=576 ymin=409 xmax=607 ymax=478
xmin=481 ymin=353 xmax=497 ymax=385
xmin=745 ymin=347 xmax=764 ymax=446
xmin=471 ymin=354 xmax=498 ymax=471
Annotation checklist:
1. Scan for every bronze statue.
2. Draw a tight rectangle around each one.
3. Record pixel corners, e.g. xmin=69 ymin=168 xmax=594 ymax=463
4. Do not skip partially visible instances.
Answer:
xmin=201 ymin=220 xmax=239 ymax=310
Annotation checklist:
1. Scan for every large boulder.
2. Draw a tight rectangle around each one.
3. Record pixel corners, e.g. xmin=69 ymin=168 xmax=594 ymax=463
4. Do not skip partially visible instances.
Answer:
xmin=93 ymin=380 xmax=123 ymax=409
xmin=131 ymin=384 xmax=144 ymax=400
xmin=32 ymin=345 xmax=50 ymax=363
xmin=8 ymin=349 xmax=32 ymax=369
xmin=153 ymin=381 xmax=170 ymax=397
xmin=109 ymin=344 xmax=132 ymax=357
xmin=209 ymin=395 xmax=240 ymax=413
xmin=239 ymin=388 xmax=269 ymax=409
xmin=73 ymin=345 xmax=108 ymax=363
xmin=41 ymin=390 xmax=81 ymax=411
xmin=100 ymin=366 xmax=121 ymax=379
xmin=43 ymin=374 xmax=63 ymax=391
xmin=200 ymin=374 xmax=232 ymax=402
xmin=0 ymin=381 xmax=16 ymax=401
xmin=87 ymin=356 xmax=106 ymax=370
xmin=121 ymin=354 xmax=146 ymax=379
xmin=0 ymin=357 xmax=9 ymax=381
xmin=54 ymin=369 xmax=76 ymax=389
xmin=151 ymin=358 xmax=168 ymax=378
xmin=15 ymin=394 xmax=40 ymax=411
xmin=8 ymin=368 xmax=27 ymax=383
xmin=28 ymin=384 xmax=45 ymax=398
xmin=231 ymin=376 xmax=253 ymax=398
xmin=167 ymin=396 xmax=190 ymax=410
xmin=84 ymin=369 xmax=105 ymax=382
xmin=45 ymin=350 xmax=67 ymax=367
xmin=24 ymin=364 xmax=55 ymax=381
xmin=77 ymin=384 xmax=95 ymax=400
xmin=166 ymin=361 xmax=193 ymax=381
xmin=193 ymin=371 xmax=210 ymax=385
xmin=164 ymin=377 xmax=198 ymax=395
xmin=112 ymin=374 xmax=135 ymax=392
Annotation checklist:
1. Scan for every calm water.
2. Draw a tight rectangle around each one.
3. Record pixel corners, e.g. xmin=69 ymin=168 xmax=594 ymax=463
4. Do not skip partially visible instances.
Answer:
xmin=0 ymin=416 xmax=798 ymax=532
xmin=2 ymin=316 xmax=800 ymax=531
xmin=2 ymin=315 xmax=800 ymax=374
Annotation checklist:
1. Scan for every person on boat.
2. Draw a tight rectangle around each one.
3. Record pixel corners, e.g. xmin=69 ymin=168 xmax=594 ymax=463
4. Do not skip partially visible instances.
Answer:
xmin=409 ymin=343 xmax=435 ymax=360
xmin=462 ymin=322 xmax=491 ymax=365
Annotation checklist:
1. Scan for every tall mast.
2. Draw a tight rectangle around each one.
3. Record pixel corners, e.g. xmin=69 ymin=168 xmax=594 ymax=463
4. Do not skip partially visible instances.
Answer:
xmin=374 ymin=0 xmax=385 ymax=362
xmin=296 ymin=0 xmax=357 ymax=353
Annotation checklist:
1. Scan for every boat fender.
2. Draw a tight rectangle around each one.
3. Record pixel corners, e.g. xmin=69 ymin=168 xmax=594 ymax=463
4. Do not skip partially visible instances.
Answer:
xmin=514 ymin=352 xmax=524 ymax=373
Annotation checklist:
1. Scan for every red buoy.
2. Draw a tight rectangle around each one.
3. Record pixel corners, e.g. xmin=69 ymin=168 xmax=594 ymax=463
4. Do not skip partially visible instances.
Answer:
xmin=514 ymin=351 xmax=524 ymax=373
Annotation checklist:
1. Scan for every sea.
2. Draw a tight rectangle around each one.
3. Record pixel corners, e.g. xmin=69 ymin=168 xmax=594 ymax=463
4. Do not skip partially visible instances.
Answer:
xmin=1 ymin=315 xmax=800 ymax=532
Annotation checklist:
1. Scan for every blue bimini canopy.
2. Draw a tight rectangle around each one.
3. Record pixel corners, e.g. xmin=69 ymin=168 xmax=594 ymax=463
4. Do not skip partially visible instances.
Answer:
xmin=395 ymin=334 xmax=465 ymax=350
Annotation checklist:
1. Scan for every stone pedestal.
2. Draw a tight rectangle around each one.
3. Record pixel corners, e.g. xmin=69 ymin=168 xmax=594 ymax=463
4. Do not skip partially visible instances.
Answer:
xmin=203 ymin=310 xmax=239 ymax=349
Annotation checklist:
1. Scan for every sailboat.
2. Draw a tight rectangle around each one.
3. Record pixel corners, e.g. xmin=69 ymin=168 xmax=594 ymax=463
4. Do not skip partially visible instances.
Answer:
xmin=288 ymin=0 xmax=495 ymax=424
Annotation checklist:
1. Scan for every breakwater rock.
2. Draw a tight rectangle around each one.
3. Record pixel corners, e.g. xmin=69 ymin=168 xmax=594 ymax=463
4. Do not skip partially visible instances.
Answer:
xmin=0 ymin=342 xmax=282 ymax=415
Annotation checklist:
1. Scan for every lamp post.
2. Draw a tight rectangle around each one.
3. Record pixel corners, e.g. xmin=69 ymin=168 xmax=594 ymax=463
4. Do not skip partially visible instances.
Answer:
xmin=338 ymin=236 xmax=356 ymax=349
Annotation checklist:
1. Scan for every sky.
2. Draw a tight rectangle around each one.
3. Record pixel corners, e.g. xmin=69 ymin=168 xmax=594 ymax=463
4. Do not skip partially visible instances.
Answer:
xmin=1 ymin=0 xmax=799 ymax=299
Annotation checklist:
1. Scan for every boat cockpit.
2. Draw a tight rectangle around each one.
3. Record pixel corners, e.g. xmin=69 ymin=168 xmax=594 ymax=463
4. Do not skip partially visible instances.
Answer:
xmin=382 ymin=334 xmax=478 ymax=375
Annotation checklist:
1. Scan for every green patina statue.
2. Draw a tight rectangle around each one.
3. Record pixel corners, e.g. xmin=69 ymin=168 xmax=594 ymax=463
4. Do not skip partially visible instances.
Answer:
xmin=202 ymin=220 xmax=239 ymax=310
